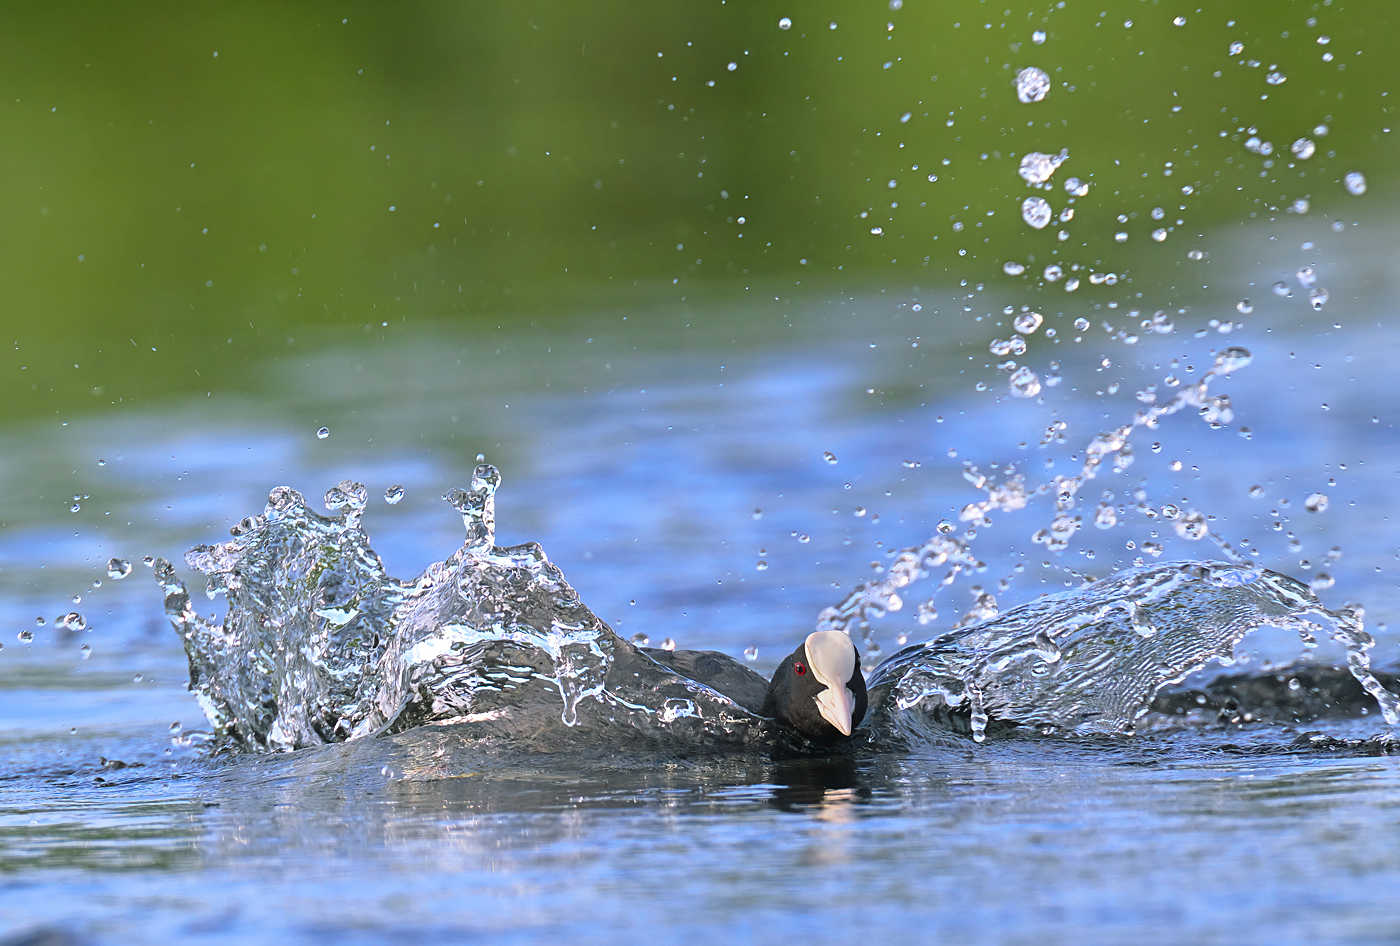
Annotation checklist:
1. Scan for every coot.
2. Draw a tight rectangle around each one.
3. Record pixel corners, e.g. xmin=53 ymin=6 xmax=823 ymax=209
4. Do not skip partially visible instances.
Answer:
xmin=645 ymin=630 xmax=868 ymax=745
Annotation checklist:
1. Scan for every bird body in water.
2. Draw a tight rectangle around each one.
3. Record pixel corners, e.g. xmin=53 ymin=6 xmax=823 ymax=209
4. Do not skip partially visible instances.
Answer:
xmin=644 ymin=631 xmax=868 ymax=746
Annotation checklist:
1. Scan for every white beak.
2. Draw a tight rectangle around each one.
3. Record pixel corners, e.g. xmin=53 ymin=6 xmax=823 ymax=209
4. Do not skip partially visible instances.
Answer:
xmin=815 ymin=682 xmax=856 ymax=736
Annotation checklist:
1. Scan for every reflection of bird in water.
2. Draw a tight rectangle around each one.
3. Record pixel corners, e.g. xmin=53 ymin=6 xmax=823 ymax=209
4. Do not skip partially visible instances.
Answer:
xmin=645 ymin=631 xmax=869 ymax=746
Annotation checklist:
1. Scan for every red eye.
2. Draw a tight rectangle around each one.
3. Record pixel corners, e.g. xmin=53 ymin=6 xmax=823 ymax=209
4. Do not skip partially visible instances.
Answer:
xmin=793 ymin=661 xmax=806 ymax=675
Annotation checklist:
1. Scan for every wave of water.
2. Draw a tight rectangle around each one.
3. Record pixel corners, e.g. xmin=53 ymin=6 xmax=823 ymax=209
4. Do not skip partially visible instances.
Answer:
xmin=154 ymin=462 xmax=1400 ymax=756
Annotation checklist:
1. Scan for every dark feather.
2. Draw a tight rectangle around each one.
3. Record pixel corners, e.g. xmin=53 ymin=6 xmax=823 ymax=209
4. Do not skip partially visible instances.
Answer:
xmin=642 ymin=648 xmax=771 ymax=713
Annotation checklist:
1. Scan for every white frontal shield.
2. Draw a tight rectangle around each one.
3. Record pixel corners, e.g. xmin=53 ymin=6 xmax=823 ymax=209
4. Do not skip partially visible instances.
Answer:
xmin=805 ymin=631 xmax=858 ymax=736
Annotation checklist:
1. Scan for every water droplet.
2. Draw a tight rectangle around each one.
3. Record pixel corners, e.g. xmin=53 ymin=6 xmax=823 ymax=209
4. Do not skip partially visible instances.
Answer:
xmin=743 ymin=646 xmax=759 ymax=661
xmin=756 ymin=560 xmax=768 ymax=570
xmin=17 ymin=629 xmax=33 ymax=643
xmin=1304 ymin=492 xmax=1329 ymax=513
xmin=1032 ymin=30 xmax=1046 ymax=44
xmin=1291 ymin=138 xmax=1316 ymax=160
xmin=1094 ymin=503 xmax=1118 ymax=529
xmin=1271 ymin=281 xmax=1291 ymax=297
xmin=1043 ymin=264 xmax=1063 ymax=282
xmin=1115 ymin=232 xmax=1129 ymax=243
xmin=854 ymin=507 xmax=867 ymax=517
xmin=1309 ymin=287 xmax=1329 ymax=310
xmin=902 ymin=459 xmax=921 ymax=469
xmin=1168 ymin=511 xmax=1204 ymax=540
xmin=1344 ymin=171 xmax=1367 ymax=195
xmin=1248 ymin=485 xmax=1265 ymax=498
xmin=70 ymin=502 xmax=80 ymax=513
xmin=1229 ymin=40 xmax=1244 ymax=55
xmin=823 ymin=451 xmax=838 ymax=464
xmin=1152 ymin=228 xmax=1168 ymax=241
xmin=1296 ymin=266 xmax=1317 ymax=289
xmin=384 ymin=485 xmax=405 ymax=505
xmin=1008 ymin=366 xmax=1042 ymax=398
xmin=80 ymin=644 xmax=91 ymax=659
xmin=778 ymin=16 xmax=792 ymax=29
xmin=1310 ymin=573 xmax=1335 ymax=591
xmin=630 ymin=632 xmax=650 ymax=646
xmin=1265 ymin=71 xmax=1286 ymax=85
xmin=106 ymin=558 xmax=132 ymax=579
xmin=661 ymin=637 xmax=677 ymax=652
xmin=727 ymin=61 xmax=737 ymax=72
xmin=1290 ymin=198 xmax=1309 ymax=214
xmin=1013 ymin=311 xmax=1043 ymax=334
xmin=1063 ymin=177 xmax=1089 ymax=197
xmin=1173 ymin=16 xmax=1187 ymax=26
xmin=1213 ymin=347 xmax=1252 ymax=374
xmin=752 ymin=508 xmax=763 ymax=520
xmin=1073 ymin=317 xmax=1091 ymax=332
xmin=798 ymin=534 xmax=811 ymax=543
xmin=1021 ymin=196 xmax=1052 ymax=229
xmin=316 ymin=426 xmax=330 ymax=440
xmin=1187 ymin=249 xmax=1205 ymax=261
xmin=1015 ymin=66 xmax=1051 ymax=103
xmin=1018 ymin=149 xmax=1068 ymax=185
xmin=323 ymin=481 xmax=368 ymax=513
xmin=1003 ymin=260 xmax=1026 ymax=276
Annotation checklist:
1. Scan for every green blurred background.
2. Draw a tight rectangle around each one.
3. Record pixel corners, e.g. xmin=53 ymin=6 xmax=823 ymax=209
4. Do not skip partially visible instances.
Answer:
xmin=0 ymin=0 xmax=1394 ymax=420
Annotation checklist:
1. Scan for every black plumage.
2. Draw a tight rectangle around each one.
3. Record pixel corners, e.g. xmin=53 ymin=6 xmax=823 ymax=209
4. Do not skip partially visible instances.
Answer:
xmin=642 ymin=647 xmax=771 ymax=713
xmin=644 ymin=631 xmax=868 ymax=746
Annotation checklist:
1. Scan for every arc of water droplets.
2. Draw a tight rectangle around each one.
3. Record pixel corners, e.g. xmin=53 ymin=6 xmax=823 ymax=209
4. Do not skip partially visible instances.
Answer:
xmin=818 ymin=347 xmax=1253 ymax=650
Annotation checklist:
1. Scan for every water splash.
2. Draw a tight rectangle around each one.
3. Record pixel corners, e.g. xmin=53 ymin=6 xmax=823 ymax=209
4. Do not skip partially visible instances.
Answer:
xmin=156 ymin=465 xmax=1400 ymax=757
xmin=825 ymin=346 xmax=1261 ymax=655
xmin=866 ymin=561 xmax=1400 ymax=745
xmin=157 ymin=464 xmax=771 ymax=754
